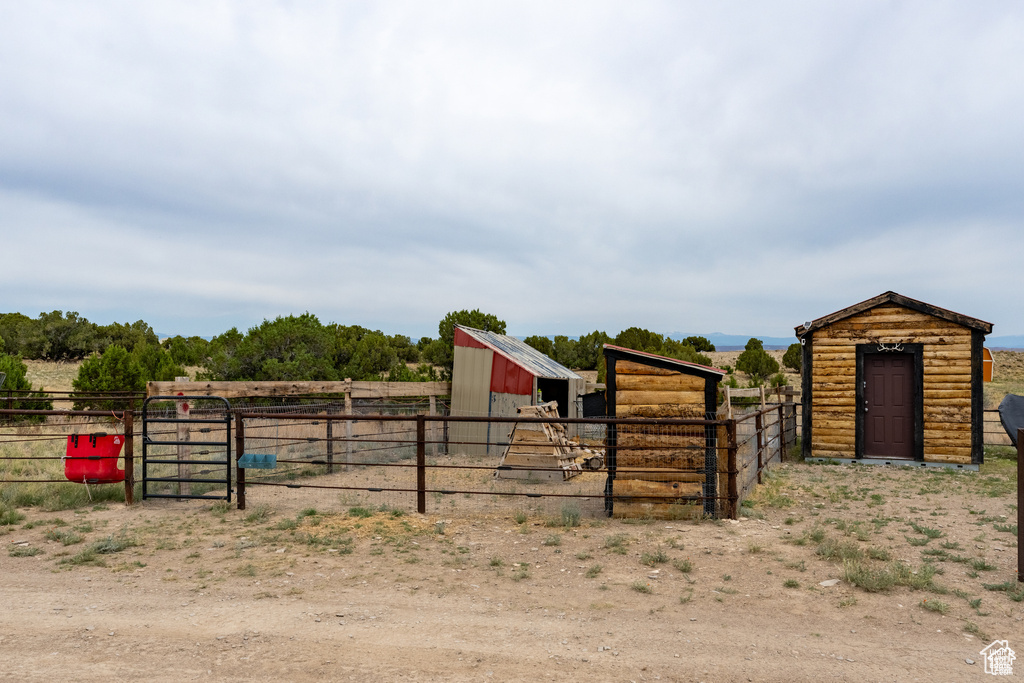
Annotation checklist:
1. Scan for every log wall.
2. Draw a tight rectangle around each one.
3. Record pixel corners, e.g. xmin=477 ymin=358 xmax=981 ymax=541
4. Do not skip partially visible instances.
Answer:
xmin=809 ymin=303 xmax=973 ymax=464
xmin=610 ymin=359 xmax=715 ymax=517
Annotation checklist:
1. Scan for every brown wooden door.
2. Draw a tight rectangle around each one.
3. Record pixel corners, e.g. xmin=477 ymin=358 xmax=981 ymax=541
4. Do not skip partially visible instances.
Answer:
xmin=863 ymin=353 xmax=915 ymax=458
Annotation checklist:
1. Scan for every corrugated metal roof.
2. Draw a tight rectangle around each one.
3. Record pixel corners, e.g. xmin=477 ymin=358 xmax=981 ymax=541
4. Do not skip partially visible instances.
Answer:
xmin=455 ymin=326 xmax=583 ymax=380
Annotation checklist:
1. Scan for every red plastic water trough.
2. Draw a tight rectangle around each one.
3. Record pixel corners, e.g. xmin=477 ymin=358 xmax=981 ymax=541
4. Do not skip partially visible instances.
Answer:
xmin=64 ymin=433 xmax=125 ymax=484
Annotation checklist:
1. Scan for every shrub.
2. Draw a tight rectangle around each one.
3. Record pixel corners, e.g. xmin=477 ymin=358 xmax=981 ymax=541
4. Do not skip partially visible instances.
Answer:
xmin=523 ymin=335 xmax=554 ymax=357
xmin=96 ymin=320 xmax=159 ymax=354
xmin=574 ymin=331 xmax=612 ymax=371
xmin=736 ymin=339 xmax=780 ymax=385
xmin=133 ymin=344 xmax=185 ymax=382
xmin=0 ymin=354 xmax=52 ymax=414
xmin=683 ymin=336 xmax=715 ymax=352
xmin=33 ymin=311 xmax=99 ymax=361
xmin=72 ymin=345 xmax=143 ymax=410
xmin=162 ymin=335 xmax=210 ymax=366
xmin=782 ymin=343 xmax=802 ymax=373
xmin=435 ymin=310 xmax=506 ymax=380
xmin=552 ymin=336 xmax=578 ymax=368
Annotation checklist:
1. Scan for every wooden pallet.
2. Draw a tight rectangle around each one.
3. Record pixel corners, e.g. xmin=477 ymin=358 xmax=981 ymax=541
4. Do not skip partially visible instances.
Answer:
xmin=494 ymin=402 xmax=603 ymax=481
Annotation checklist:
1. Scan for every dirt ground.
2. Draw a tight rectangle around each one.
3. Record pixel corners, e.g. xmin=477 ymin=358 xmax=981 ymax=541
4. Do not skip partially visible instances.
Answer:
xmin=1 ymin=456 xmax=1020 ymax=682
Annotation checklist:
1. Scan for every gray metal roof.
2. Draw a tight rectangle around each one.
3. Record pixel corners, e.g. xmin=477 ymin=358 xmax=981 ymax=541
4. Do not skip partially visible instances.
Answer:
xmin=455 ymin=326 xmax=583 ymax=380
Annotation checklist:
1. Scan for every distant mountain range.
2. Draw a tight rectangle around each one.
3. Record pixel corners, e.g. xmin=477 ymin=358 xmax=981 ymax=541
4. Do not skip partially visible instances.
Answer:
xmin=668 ymin=333 xmax=797 ymax=350
xmin=987 ymin=336 xmax=1024 ymax=350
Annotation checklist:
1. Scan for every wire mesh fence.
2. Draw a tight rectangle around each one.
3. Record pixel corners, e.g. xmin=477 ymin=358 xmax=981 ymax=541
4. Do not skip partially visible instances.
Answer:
xmin=236 ymin=406 xmax=797 ymax=520
xmin=0 ymin=396 xmax=798 ymax=520
xmin=0 ymin=409 xmax=137 ymax=507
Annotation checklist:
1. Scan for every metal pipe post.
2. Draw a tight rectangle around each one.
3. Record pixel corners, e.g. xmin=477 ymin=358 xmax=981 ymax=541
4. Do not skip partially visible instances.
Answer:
xmin=235 ymin=412 xmax=246 ymax=510
xmin=123 ymin=411 xmax=134 ymax=506
xmin=326 ymin=418 xmax=334 ymax=474
xmin=417 ymin=415 xmax=426 ymax=514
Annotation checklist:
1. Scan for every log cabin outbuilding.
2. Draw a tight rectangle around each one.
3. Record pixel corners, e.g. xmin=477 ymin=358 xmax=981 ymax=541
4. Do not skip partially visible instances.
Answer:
xmin=796 ymin=291 xmax=993 ymax=468
xmin=602 ymin=344 xmax=726 ymax=516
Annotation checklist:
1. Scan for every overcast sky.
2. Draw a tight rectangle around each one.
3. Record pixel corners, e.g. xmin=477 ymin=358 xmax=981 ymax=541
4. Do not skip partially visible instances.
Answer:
xmin=2 ymin=2 xmax=1022 ymax=340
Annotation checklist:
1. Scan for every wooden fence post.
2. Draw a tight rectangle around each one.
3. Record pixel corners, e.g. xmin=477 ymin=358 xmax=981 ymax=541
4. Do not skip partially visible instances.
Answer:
xmin=123 ymin=411 xmax=134 ymax=506
xmin=235 ymin=412 xmax=246 ymax=510
xmin=727 ymin=420 xmax=738 ymax=519
xmin=417 ymin=415 xmax=426 ymax=514
xmin=175 ymin=379 xmax=191 ymax=495
xmin=755 ymin=412 xmax=764 ymax=484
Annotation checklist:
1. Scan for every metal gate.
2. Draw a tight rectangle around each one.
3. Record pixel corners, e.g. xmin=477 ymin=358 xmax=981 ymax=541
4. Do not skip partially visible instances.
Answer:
xmin=142 ymin=395 xmax=232 ymax=501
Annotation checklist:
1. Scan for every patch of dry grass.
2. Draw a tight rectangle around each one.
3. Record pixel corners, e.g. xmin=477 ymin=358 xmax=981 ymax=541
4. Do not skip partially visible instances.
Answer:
xmin=23 ymin=360 xmax=82 ymax=392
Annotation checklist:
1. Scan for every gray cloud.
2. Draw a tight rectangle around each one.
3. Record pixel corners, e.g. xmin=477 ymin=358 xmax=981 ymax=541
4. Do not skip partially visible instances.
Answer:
xmin=1 ymin=1 xmax=1022 ymax=338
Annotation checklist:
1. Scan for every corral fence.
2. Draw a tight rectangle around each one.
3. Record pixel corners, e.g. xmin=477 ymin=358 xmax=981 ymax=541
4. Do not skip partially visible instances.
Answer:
xmin=232 ymin=404 xmax=796 ymax=519
xmin=0 ymin=384 xmax=1014 ymax=446
xmin=0 ymin=393 xmax=797 ymax=520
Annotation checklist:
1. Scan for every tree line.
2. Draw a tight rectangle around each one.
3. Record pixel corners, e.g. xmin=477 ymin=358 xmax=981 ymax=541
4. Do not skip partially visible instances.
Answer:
xmin=0 ymin=309 xmax=505 ymax=403
xmin=0 ymin=309 xmax=801 ymax=404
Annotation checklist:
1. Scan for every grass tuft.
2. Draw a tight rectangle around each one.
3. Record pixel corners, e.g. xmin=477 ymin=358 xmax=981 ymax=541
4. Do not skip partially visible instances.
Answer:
xmin=672 ymin=558 xmax=693 ymax=573
xmin=9 ymin=544 xmax=42 ymax=557
xmin=816 ymin=537 xmax=863 ymax=562
xmin=0 ymin=506 xmax=26 ymax=526
xmin=842 ymin=560 xmax=942 ymax=593
xmin=981 ymin=580 xmax=1024 ymax=602
xmin=920 ymin=598 xmax=950 ymax=614
xmin=604 ymin=533 xmax=630 ymax=554
xmin=44 ymin=528 xmax=83 ymax=546
xmin=560 ymin=502 xmax=581 ymax=528
xmin=640 ymin=548 xmax=668 ymax=567
xmin=243 ymin=504 xmax=272 ymax=524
